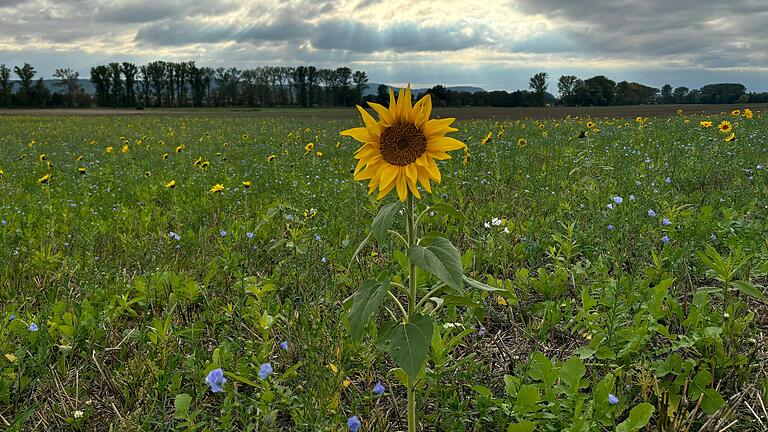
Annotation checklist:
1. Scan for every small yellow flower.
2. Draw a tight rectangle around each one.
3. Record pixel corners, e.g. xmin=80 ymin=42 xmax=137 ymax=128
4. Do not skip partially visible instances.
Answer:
xmin=744 ymin=108 xmax=753 ymax=119
xmin=38 ymin=173 xmax=52 ymax=184
xmin=165 ymin=180 xmax=176 ymax=189
xmin=481 ymin=132 xmax=492 ymax=144
xmin=316 ymin=151 xmax=323 ymax=157
xmin=105 ymin=146 xmax=113 ymax=153
xmin=496 ymin=295 xmax=508 ymax=306
xmin=342 ymin=378 xmax=352 ymax=388
xmin=121 ymin=144 xmax=129 ymax=154
xmin=724 ymin=133 xmax=736 ymax=142
xmin=210 ymin=183 xmax=225 ymax=193
xmin=5 ymin=353 xmax=17 ymax=362
xmin=700 ymin=120 xmax=713 ymax=128
xmin=328 ymin=363 xmax=338 ymax=374
xmin=267 ymin=154 xmax=276 ymax=162
xmin=717 ymin=120 xmax=732 ymax=133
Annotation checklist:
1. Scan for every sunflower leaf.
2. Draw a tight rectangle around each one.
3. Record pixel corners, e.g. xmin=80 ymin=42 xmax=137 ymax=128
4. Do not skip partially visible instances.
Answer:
xmin=372 ymin=202 xmax=401 ymax=244
xmin=407 ymin=237 xmax=464 ymax=290
xmin=348 ymin=278 xmax=390 ymax=342
xmin=377 ymin=314 xmax=434 ymax=381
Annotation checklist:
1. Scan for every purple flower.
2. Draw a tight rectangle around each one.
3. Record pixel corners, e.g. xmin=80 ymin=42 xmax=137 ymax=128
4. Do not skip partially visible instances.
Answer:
xmin=347 ymin=415 xmax=361 ymax=432
xmin=710 ymin=234 xmax=717 ymax=241
xmin=607 ymin=203 xmax=614 ymax=210
xmin=662 ymin=218 xmax=671 ymax=226
xmin=608 ymin=393 xmax=619 ymax=405
xmin=258 ymin=362 xmax=273 ymax=380
xmin=647 ymin=209 xmax=656 ymax=217
xmin=607 ymin=224 xmax=614 ymax=230
xmin=220 ymin=230 xmax=227 ymax=237
xmin=373 ymin=381 xmax=385 ymax=395
xmin=8 ymin=314 xmax=15 ymax=321
xmin=28 ymin=323 xmax=38 ymax=332
xmin=314 ymin=234 xmax=321 ymax=241
xmin=661 ymin=235 xmax=670 ymax=244
xmin=205 ymin=368 xmax=227 ymax=393
xmin=279 ymin=341 xmax=288 ymax=351
xmin=665 ymin=177 xmax=671 ymax=184
xmin=613 ymin=196 xmax=623 ymax=204
xmin=246 ymin=232 xmax=254 ymax=239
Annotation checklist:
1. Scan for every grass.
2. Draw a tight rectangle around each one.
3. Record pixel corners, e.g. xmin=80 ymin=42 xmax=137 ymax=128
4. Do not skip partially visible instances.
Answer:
xmin=0 ymin=110 xmax=766 ymax=431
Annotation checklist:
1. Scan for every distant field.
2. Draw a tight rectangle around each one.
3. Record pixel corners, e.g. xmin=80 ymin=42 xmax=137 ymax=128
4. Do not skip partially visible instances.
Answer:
xmin=2 ymin=103 xmax=767 ymax=120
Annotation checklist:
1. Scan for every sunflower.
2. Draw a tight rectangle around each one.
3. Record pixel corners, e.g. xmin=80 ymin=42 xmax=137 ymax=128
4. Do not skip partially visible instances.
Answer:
xmin=38 ymin=154 xmax=47 ymax=162
xmin=586 ymin=121 xmax=595 ymax=129
xmin=165 ymin=180 xmax=176 ymax=189
xmin=242 ymin=181 xmax=251 ymax=189
xmin=316 ymin=151 xmax=324 ymax=157
xmin=635 ymin=116 xmax=644 ymax=124
xmin=144 ymin=171 xmax=151 ymax=177
xmin=38 ymin=173 xmax=52 ymax=184
xmin=242 ymin=133 xmax=249 ymax=140
xmin=210 ymin=183 xmax=224 ymax=193
xmin=162 ymin=153 xmax=170 ymax=160
xmin=517 ymin=138 xmax=527 ymax=147
xmin=105 ymin=146 xmax=113 ymax=153
xmin=731 ymin=109 xmax=741 ymax=116
xmin=201 ymin=161 xmax=210 ymax=170
xmin=481 ymin=132 xmax=492 ymax=145
xmin=78 ymin=167 xmax=86 ymax=175
xmin=676 ymin=109 xmax=683 ymax=115
xmin=267 ymin=154 xmax=276 ymax=162
xmin=194 ymin=157 xmax=203 ymax=166
xmin=724 ymin=133 xmax=736 ymax=142
xmin=305 ymin=142 xmax=315 ymax=153
xmin=744 ymin=109 xmax=753 ymax=119
xmin=717 ymin=120 xmax=732 ymax=133
xmin=340 ymin=85 xmax=465 ymax=201
xmin=700 ymin=120 xmax=713 ymax=128
xmin=175 ymin=144 xmax=185 ymax=153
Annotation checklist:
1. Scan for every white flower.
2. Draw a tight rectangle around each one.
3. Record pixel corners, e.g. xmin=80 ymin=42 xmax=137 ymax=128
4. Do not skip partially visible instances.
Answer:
xmin=73 ymin=410 xmax=84 ymax=419
xmin=492 ymin=217 xmax=501 ymax=226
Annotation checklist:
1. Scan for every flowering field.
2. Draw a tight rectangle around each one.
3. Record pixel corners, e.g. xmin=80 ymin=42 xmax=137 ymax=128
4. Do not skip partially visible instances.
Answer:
xmin=0 ymin=107 xmax=767 ymax=431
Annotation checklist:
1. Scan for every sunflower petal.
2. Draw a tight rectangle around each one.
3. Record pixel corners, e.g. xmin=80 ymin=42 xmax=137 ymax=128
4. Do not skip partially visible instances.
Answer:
xmin=428 ymin=136 xmax=466 ymax=152
xmin=367 ymin=102 xmax=395 ymax=126
xmin=340 ymin=127 xmax=376 ymax=143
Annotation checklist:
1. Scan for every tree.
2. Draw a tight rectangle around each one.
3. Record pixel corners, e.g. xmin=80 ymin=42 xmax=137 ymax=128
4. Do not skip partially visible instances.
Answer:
xmin=0 ymin=64 xmax=11 ymax=106
xmin=146 ymin=61 xmax=166 ymax=107
xmin=352 ymin=71 xmax=369 ymax=104
xmin=528 ymin=72 xmax=548 ymax=106
xmin=122 ymin=62 xmax=138 ymax=107
xmin=90 ymin=65 xmax=111 ymax=107
xmin=557 ymin=75 xmax=578 ymax=103
xmin=661 ymin=84 xmax=673 ymax=104
xmin=13 ymin=63 xmax=36 ymax=106
xmin=698 ymin=83 xmax=746 ymax=104
xmin=375 ymin=84 xmax=389 ymax=105
xmin=53 ymin=68 xmax=82 ymax=107
xmin=108 ymin=62 xmax=123 ymax=107
xmin=673 ymin=86 xmax=689 ymax=104
xmin=583 ymin=75 xmax=616 ymax=106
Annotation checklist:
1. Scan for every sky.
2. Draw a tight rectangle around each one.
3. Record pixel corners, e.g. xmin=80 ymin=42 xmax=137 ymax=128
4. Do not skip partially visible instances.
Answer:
xmin=1 ymin=0 xmax=767 ymax=92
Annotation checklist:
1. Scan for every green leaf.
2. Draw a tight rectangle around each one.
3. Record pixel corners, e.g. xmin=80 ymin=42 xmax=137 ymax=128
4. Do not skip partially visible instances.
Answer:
xmin=528 ymin=352 xmax=557 ymax=387
xmin=348 ymin=278 xmax=390 ymax=342
xmin=173 ymin=393 xmax=192 ymax=419
xmin=471 ymin=385 xmax=493 ymax=397
xmin=377 ymin=314 xmax=434 ymax=381
xmin=464 ymin=275 xmax=505 ymax=292
xmin=514 ymin=384 xmax=541 ymax=414
xmin=731 ymin=280 xmax=767 ymax=302
xmin=372 ymin=202 xmax=401 ymax=244
xmin=429 ymin=202 xmax=466 ymax=221
xmin=701 ymin=388 xmax=726 ymax=414
xmin=407 ymin=237 xmax=464 ymax=290
xmin=616 ymin=403 xmax=654 ymax=432
xmin=559 ymin=357 xmax=586 ymax=393
xmin=507 ymin=420 xmax=535 ymax=432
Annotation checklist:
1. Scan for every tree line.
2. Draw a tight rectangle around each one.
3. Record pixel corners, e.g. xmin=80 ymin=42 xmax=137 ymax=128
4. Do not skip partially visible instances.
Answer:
xmin=1 ymin=62 xmax=767 ymax=109
xmin=420 ymin=72 xmax=768 ymax=108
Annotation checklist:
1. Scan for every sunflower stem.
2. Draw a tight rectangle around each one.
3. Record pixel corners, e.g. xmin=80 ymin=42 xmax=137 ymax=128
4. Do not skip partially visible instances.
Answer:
xmin=405 ymin=193 xmax=418 ymax=432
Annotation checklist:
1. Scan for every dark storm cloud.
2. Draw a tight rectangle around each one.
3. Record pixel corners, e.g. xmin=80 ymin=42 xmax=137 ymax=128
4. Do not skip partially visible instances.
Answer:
xmin=513 ymin=0 xmax=768 ymax=67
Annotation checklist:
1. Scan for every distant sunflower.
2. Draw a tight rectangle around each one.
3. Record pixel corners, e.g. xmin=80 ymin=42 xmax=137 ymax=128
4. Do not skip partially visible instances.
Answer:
xmin=724 ymin=133 xmax=736 ymax=142
xmin=586 ymin=121 xmax=596 ymax=129
xmin=165 ymin=180 xmax=176 ymax=189
xmin=676 ymin=109 xmax=683 ymax=115
xmin=78 ymin=167 xmax=86 ymax=175
xmin=162 ymin=153 xmax=170 ymax=160
xmin=316 ymin=151 xmax=323 ymax=157
xmin=105 ymin=146 xmax=113 ymax=153
xmin=121 ymin=144 xmax=129 ymax=154
xmin=201 ymin=161 xmax=210 ymax=170
xmin=481 ymin=132 xmax=492 ymax=145
xmin=744 ymin=109 xmax=753 ymax=119
xmin=210 ymin=183 xmax=225 ymax=193
xmin=38 ymin=154 xmax=47 ymax=162
xmin=305 ymin=142 xmax=315 ymax=153
xmin=700 ymin=120 xmax=713 ymax=128
xmin=517 ymin=138 xmax=527 ymax=147
xmin=76 ymin=155 xmax=84 ymax=161
xmin=717 ymin=120 xmax=732 ymax=134
xmin=267 ymin=154 xmax=276 ymax=162
xmin=341 ymin=85 xmax=465 ymax=201
xmin=38 ymin=173 xmax=52 ymax=184
xmin=731 ymin=109 xmax=741 ymax=116
xmin=175 ymin=144 xmax=185 ymax=153
xmin=242 ymin=181 xmax=251 ymax=189
xmin=144 ymin=171 xmax=151 ymax=177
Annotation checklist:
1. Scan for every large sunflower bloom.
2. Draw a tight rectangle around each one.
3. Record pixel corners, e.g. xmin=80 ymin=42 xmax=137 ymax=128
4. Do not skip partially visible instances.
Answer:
xmin=340 ymin=85 xmax=465 ymax=201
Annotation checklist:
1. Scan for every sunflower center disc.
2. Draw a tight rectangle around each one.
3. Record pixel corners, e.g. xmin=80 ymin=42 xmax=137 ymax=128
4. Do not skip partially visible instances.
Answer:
xmin=379 ymin=123 xmax=427 ymax=166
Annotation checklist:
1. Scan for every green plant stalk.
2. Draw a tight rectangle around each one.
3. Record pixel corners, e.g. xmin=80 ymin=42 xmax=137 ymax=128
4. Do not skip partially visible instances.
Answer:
xmin=405 ymin=193 xmax=417 ymax=432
